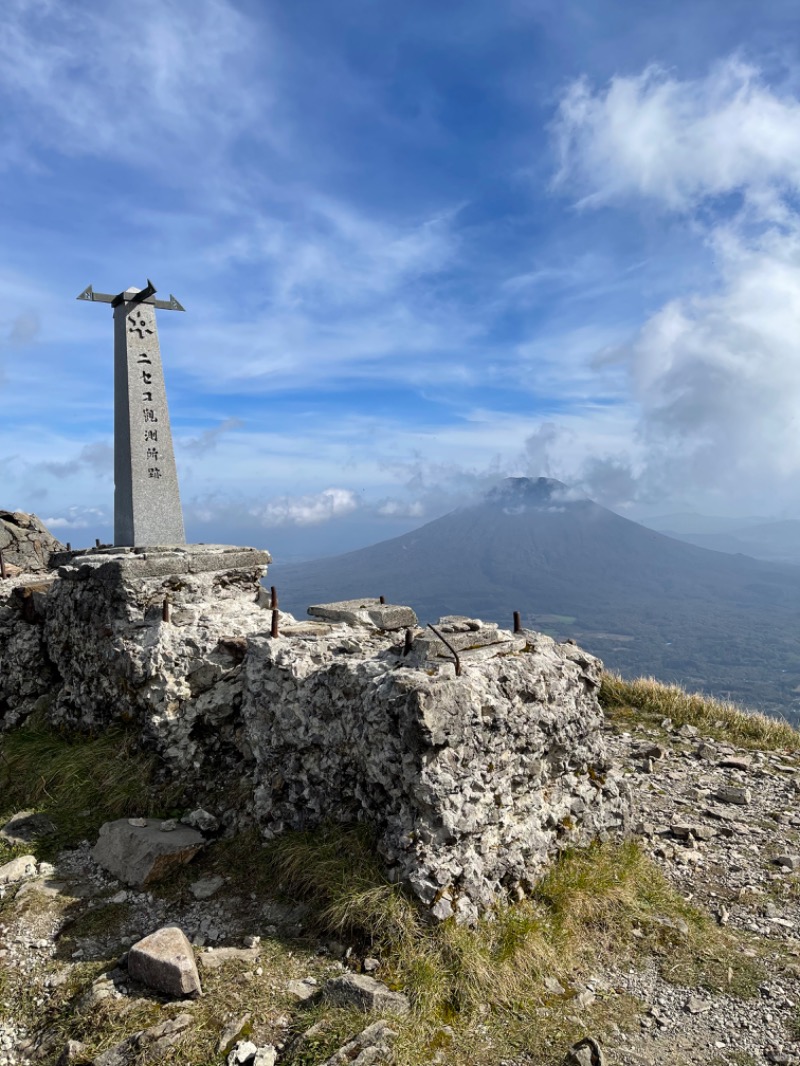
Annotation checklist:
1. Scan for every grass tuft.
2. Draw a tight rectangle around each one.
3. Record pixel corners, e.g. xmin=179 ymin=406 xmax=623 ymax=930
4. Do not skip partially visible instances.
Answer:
xmin=267 ymin=824 xmax=762 ymax=1065
xmin=600 ymin=672 xmax=800 ymax=752
xmin=0 ymin=714 xmax=179 ymax=855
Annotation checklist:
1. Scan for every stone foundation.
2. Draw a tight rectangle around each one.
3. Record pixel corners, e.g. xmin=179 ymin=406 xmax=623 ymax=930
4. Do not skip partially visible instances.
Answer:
xmin=0 ymin=543 xmax=629 ymax=920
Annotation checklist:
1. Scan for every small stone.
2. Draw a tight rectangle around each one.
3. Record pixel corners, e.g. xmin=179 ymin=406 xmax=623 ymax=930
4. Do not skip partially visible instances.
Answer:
xmin=713 ymin=785 xmax=751 ymax=806
xmin=562 ymin=1037 xmax=605 ymax=1065
xmin=323 ymin=973 xmax=410 ymax=1015
xmin=56 ymin=1039 xmax=88 ymax=1065
xmin=189 ymin=875 xmax=224 ymax=900
xmin=288 ymin=979 xmax=319 ymax=1002
xmin=228 ymin=1041 xmax=258 ymax=1066
xmin=128 ymin=818 xmax=148 ymax=827
xmin=0 ymin=855 xmax=37 ymax=884
xmin=0 ymin=810 xmax=57 ymax=845
xmin=363 ymin=957 xmax=380 ymax=973
xmin=253 ymin=1046 xmax=277 ymax=1066
xmin=430 ymin=893 xmax=453 ymax=920
xmin=159 ymin=819 xmax=178 ymax=832
xmin=181 ymin=808 xmax=219 ymax=833
xmin=319 ymin=1021 xmax=397 ymax=1066
xmin=719 ymin=756 xmax=752 ymax=771
xmin=670 ymin=823 xmax=694 ymax=841
xmin=199 ymin=946 xmax=259 ymax=969
xmin=217 ymin=1014 xmax=252 ymax=1056
xmin=127 ymin=926 xmax=201 ymax=998
xmin=686 ymin=996 xmax=711 ymax=1014
xmin=774 ymin=855 xmax=800 ymax=871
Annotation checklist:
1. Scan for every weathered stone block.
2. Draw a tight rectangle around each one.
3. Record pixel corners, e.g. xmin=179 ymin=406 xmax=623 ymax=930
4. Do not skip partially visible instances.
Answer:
xmin=127 ymin=927 xmax=201 ymax=997
xmin=93 ymin=819 xmax=204 ymax=886
xmin=308 ymin=598 xmax=417 ymax=630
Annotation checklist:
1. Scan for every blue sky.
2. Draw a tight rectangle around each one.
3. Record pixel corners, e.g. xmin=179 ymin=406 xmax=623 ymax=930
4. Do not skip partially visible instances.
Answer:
xmin=3 ymin=0 xmax=800 ymax=559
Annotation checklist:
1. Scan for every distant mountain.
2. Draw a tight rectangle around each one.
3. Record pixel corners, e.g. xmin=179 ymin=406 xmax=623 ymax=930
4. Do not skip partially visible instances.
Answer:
xmin=643 ymin=514 xmax=800 ymax=567
xmin=268 ymin=478 xmax=800 ymax=719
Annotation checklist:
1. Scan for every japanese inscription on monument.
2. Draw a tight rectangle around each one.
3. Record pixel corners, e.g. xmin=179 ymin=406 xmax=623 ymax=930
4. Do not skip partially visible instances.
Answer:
xmin=77 ymin=281 xmax=187 ymax=547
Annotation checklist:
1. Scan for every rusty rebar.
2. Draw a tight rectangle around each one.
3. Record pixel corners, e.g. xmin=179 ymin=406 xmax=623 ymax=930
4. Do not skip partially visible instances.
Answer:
xmin=162 ymin=597 xmax=171 ymax=623
xmin=513 ymin=610 xmax=522 ymax=634
xmin=270 ymin=586 xmax=278 ymax=610
xmin=403 ymin=628 xmax=414 ymax=656
xmin=427 ymin=623 xmax=462 ymax=676
xmin=379 ymin=595 xmax=386 ymax=604
xmin=271 ymin=609 xmax=280 ymax=638
xmin=0 ymin=552 xmax=6 ymax=580
xmin=66 ymin=542 xmax=72 ymax=552
xmin=95 ymin=538 xmax=101 ymax=549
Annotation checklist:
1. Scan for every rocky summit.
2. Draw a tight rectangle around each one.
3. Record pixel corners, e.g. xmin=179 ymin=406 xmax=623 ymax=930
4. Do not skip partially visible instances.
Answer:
xmin=3 ymin=515 xmax=800 ymax=1065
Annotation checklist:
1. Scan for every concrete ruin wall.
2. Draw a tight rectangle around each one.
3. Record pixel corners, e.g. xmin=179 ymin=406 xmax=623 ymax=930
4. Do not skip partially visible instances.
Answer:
xmin=0 ymin=545 xmax=629 ymax=921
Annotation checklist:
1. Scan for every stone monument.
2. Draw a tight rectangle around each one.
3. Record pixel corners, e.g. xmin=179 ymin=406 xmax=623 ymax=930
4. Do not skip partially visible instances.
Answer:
xmin=77 ymin=281 xmax=186 ymax=547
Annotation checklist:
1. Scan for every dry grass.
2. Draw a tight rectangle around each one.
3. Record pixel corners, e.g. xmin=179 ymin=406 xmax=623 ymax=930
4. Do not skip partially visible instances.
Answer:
xmin=600 ymin=672 xmax=800 ymax=752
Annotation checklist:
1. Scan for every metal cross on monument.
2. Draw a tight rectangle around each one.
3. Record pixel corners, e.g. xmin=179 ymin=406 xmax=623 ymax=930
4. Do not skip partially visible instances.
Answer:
xmin=77 ymin=280 xmax=187 ymax=547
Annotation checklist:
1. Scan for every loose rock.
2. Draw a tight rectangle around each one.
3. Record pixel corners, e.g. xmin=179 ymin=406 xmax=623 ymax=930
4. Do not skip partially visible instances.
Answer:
xmin=323 ymin=973 xmax=410 ymax=1015
xmin=127 ymin=926 xmax=201 ymax=998
xmin=92 ymin=818 xmax=204 ymax=886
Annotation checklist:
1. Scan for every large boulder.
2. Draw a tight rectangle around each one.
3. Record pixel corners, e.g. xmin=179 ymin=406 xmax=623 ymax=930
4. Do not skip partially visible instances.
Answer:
xmin=0 ymin=511 xmax=64 ymax=573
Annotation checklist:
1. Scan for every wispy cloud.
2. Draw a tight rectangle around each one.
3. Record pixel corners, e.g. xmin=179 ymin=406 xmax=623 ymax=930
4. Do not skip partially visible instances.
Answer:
xmin=0 ymin=0 xmax=269 ymax=174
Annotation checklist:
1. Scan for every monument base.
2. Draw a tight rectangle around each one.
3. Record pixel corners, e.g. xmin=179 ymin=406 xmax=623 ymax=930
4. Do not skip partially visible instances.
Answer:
xmin=48 ymin=543 xmax=271 ymax=579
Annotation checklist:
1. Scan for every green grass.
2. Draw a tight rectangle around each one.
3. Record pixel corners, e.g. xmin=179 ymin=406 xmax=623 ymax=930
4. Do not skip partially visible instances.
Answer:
xmin=0 ymin=713 xmax=180 ymax=857
xmin=265 ymin=824 xmax=762 ymax=1066
xmin=600 ymin=672 xmax=800 ymax=752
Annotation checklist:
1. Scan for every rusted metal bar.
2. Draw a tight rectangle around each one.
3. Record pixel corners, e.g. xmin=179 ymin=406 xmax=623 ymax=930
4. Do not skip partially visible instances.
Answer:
xmin=95 ymin=538 xmax=101 ymax=548
xmin=513 ymin=610 xmax=522 ymax=634
xmin=270 ymin=586 xmax=278 ymax=610
xmin=162 ymin=597 xmax=171 ymax=623
xmin=379 ymin=595 xmax=386 ymax=604
xmin=271 ymin=609 xmax=280 ymax=638
xmin=427 ymin=623 xmax=461 ymax=677
xmin=0 ymin=552 xmax=6 ymax=580
xmin=66 ymin=542 xmax=72 ymax=552
xmin=403 ymin=628 xmax=414 ymax=656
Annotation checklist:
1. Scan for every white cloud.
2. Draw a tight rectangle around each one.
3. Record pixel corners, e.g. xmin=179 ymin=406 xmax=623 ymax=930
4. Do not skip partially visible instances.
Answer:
xmin=252 ymin=488 xmax=360 ymax=527
xmin=554 ymin=57 xmax=800 ymax=212
xmin=44 ymin=506 xmax=107 ymax=531
xmin=552 ymin=55 xmax=800 ymax=513
xmin=376 ymin=498 xmax=425 ymax=518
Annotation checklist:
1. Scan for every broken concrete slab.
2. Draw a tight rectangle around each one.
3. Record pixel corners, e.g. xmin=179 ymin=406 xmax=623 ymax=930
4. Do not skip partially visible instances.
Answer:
xmin=92 ymin=818 xmax=204 ymax=887
xmin=307 ymin=598 xmax=417 ymax=630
